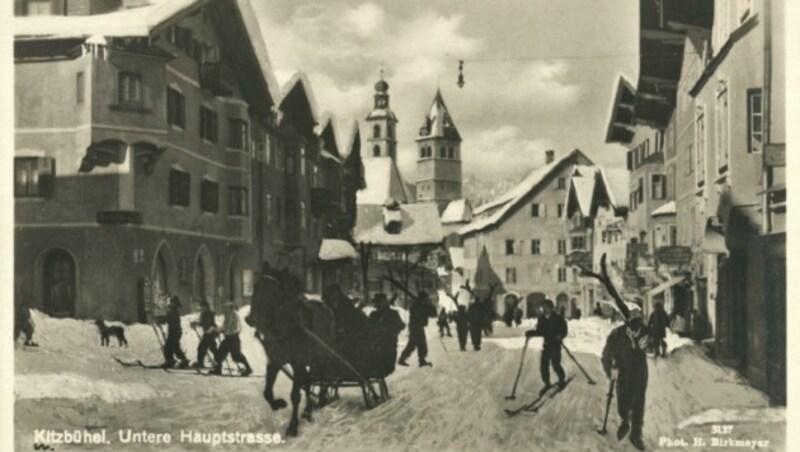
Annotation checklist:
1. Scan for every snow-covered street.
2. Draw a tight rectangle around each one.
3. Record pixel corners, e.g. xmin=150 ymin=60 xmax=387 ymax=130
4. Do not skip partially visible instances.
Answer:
xmin=14 ymin=310 xmax=785 ymax=451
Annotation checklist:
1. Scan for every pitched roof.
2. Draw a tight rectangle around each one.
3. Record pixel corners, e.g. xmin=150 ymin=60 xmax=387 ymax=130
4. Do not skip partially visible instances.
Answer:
xmin=651 ymin=201 xmax=676 ymax=217
xmin=565 ymin=165 xmax=630 ymax=219
xmin=417 ymin=89 xmax=461 ymax=142
xmin=279 ymin=71 xmax=320 ymax=122
xmin=354 ymin=204 xmax=443 ymax=246
xmin=461 ymin=149 xmax=593 ymax=236
xmin=356 ymin=157 xmax=408 ymax=205
xmin=570 ymin=176 xmax=595 ymax=217
xmin=604 ymin=75 xmax=637 ymax=144
xmin=441 ymin=199 xmax=472 ymax=224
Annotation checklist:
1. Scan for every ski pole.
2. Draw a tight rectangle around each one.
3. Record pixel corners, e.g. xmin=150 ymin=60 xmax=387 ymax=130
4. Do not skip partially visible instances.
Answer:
xmin=561 ymin=343 xmax=596 ymax=385
xmin=597 ymin=377 xmax=615 ymax=435
xmin=505 ymin=336 xmax=529 ymax=400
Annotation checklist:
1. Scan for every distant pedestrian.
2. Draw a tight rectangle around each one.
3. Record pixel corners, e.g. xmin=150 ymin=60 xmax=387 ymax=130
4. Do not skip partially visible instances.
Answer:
xmin=525 ymin=299 xmax=568 ymax=393
xmin=455 ymin=304 xmax=469 ymax=351
xmin=513 ymin=307 xmax=523 ymax=326
xmin=15 ymin=302 xmax=37 ymax=347
xmin=467 ymin=300 xmax=484 ymax=351
xmin=647 ymin=301 xmax=669 ymax=357
xmin=211 ymin=301 xmax=253 ymax=376
xmin=437 ymin=308 xmax=452 ymax=337
xmin=162 ymin=295 xmax=189 ymax=369
xmin=398 ymin=291 xmax=437 ymax=367
xmin=191 ymin=300 xmax=218 ymax=368
xmin=601 ymin=306 xmax=651 ymax=451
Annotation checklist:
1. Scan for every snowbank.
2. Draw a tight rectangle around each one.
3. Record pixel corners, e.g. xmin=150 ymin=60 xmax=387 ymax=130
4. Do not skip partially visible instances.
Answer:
xmin=15 ymin=373 xmax=172 ymax=403
xmin=677 ymin=407 xmax=786 ymax=429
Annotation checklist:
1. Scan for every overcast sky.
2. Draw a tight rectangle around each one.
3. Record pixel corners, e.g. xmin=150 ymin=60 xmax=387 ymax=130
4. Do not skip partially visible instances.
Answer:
xmin=252 ymin=0 xmax=639 ymax=183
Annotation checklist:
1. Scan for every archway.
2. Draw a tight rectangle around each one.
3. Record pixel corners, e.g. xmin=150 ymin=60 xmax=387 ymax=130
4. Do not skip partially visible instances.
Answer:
xmin=42 ymin=249 xmax=76 ymax=317
xmin=150 ymin=241 xmax=178 ymax=319
xmin=526 ymin=292 xmax=546 ymax=318
xmin=193 ymin=245 xmax=215 ymax=310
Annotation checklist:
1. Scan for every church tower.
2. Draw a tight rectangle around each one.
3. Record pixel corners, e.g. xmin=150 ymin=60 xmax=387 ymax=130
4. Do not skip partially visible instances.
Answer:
xmin=364 ymin=72 xmax=398 ymax=160
xmin=415 ymin=89 xmax=462 ymax=211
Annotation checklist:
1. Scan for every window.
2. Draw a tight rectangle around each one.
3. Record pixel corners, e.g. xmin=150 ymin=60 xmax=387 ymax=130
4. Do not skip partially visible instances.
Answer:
xmin=229 ymin=187 xmax=249 ymax=216
xmin=373 ymin=145 xmax=380 ymax=157
xmin=531 ymin=239 xmax=541 ymax=255
xmin=557 ymin=240 xmax=566 ymax=255
xmin=695 ymin=107 xmax=706 ymax=186
xmin=169 ymin=169 xmax=191 ymax=206
xmin=265 ymin=194 xmax=273 ymax=225
xmin=637 ymin=178 xmax=644 ymax=203
xmin=167 ymin=88 xmax=185 ymax=129
xmin=505 ymin=268 xmax=517 ymax=284
xmin=300 ymin=146 xmax=306 ymax=176
xmin=228 ymin=119 xmax=248 ymax=151
xmin=285 ymin=150 xmax=295 ymax=175
xmin=557 ymin=203 xmax=564 ymax=218
xmin=651 ymin=174 xmax=666 ymax=200
xmin=200 ymin=106 xmax=218 ymax=142
xmin=626 ymin=151 xmax=633 ymax=171
xmin=670 ymin=225 xmax=678 ymax=246
xmin=373 ymin=124 xmax=380 ymax=139
xmin=531 ymin=203 xmax=540 ymax=217
xmin=715 ymin=81 xmax=729 ymax=173
xmin=14 ymin=157 xmax=55 ymax=198
xmin=26 ymin=0 xmax=52 ymax=15
xmin=448 ymin=147 xmax=455 ymax=159
xmin=571 ymin=236 xmax=585 ymax=250
xmin=420 ymin=148 xmax=425 ymax=159
xmin=76 ymin=72 xmax=84 ymax=104
xmin=300 ymin=201 xmax=307 ymax=229
xmin=118 ymin=72 xmax=142 ymax=105
xmin=557 ymin=267 xmax=567 ymax=283
xmin=557 ymin=177 xmax=566 ymax=190
xmin=200 ymin=179 xmax=219 ymax=213
xmin=747 ymin=88 xmax=763 ymax=153
xmin=440 ymin=147 xmax=446 ymax=158
xmin=505 ymin=239 xmax=515 ymax=255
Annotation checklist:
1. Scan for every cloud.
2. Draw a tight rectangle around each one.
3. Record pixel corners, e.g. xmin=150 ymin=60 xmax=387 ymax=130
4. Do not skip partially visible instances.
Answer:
xmin=460 ymin=125 xmax=557 ymax=179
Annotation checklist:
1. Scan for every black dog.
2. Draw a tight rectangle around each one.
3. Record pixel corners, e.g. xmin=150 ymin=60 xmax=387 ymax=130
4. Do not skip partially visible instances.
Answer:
xmin=95 ymin=318 xmax=128 ymax=347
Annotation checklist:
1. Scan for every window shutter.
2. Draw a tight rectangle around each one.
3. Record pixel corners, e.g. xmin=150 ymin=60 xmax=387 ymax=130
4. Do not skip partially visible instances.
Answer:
xmin=38 ymin=158 xmax=55 ymax=198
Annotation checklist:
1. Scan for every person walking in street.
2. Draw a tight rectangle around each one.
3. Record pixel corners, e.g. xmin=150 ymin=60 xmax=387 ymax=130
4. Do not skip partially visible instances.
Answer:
xmin=368 ymin=293 xmax=405 ymax=374
xmin=437 ymin=307 xmax=452 ymax=338
xmin=398 ymin=291 xmax=437 ymax=367
xmin=525 ymin=299 xmax=568 ymax=393
xmin=162 ymin=295 xmax=189 ymax=369
xmin=647 ymin=301 xmax=669 ymax=357
xmin=191 ymin=300 xmax=218 ymax=368
xmin=467 ymin=299 xmax=484 ymax=351
xmin=211 ymin=300 xmax=253 ymax=376
xmin=601 ymin=306 xmax=652 ymax=451
xmin=455 ymin=304 xmax=469 ymax=351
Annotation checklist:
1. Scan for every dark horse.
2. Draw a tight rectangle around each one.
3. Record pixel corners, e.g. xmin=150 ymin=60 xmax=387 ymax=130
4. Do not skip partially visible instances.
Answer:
xmin=245 ymin=267 xmax=336 ymax=437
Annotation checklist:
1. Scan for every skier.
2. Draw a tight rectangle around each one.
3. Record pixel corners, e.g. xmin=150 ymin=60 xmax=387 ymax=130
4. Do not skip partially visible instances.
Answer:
xmin=647 ymin=301 xmax=669 ymax=357
xmin=467 ymin=299 xmax=484 ymax=351
xmin=211 ymin=300 xmax=253 ymax=376
xmin=524 ymin=299 xmax=567 ymax=393
xmin=454 ymin=304 xmax=469 ymax=351
xmin=437 ymin=307 xmax=452 ymax=338
xmin=162 ymin=295 xmax=189 ymax=369
xmin=15 ymin=302 xmax=37 ymax=347
xmin=191 ymin=300 xmax=218 ymax=368
xmin=398 ymin=291 xmax=437 ymax=367
xmin=601 ymin=306 xmax=651 ymax=451
xmin=368 ymin=293 xmax=405 ymax=373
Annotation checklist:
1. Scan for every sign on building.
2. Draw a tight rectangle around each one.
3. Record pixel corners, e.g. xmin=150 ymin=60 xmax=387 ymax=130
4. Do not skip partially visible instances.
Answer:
xmin=655 ymin=246 xmax=693 ymax=266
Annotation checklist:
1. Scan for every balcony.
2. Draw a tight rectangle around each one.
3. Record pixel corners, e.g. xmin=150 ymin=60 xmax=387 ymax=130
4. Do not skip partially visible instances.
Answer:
xmin=199 ymin=63 xmax=233 ymax=97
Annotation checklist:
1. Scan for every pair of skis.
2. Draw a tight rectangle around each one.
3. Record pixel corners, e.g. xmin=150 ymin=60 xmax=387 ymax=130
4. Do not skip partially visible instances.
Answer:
xmin=504 ymin=375 xmax=575 ymax=417
xmin=114 ymin=357 xmax=257 ymax=377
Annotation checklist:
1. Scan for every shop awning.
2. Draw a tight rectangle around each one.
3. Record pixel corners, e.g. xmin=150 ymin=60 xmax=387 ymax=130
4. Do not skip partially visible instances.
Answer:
xmin=318 ymin=239 xmax=358 ymax=261
xmin=646 ymin=276 xmax=686 ymax=297
xmin=703 ymin=224 xmax=727 ymax=254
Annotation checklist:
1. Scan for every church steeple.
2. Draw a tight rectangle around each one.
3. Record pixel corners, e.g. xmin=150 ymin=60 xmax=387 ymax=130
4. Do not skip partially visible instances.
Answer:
xmin=365 ymin=70 xmax=398 ymax=160
xmin=415 ymin=88 xmax=462 ymax=211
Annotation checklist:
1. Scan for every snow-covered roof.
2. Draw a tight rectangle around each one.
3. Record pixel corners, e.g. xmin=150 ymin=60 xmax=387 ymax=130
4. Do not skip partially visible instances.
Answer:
xmin=441 ymin=199 xmax=472 ymax=224
xmin=279 ymin=71 xmax=320 ymax=122
xmin=354 ymin=204 xmax=443 ymax=246
xmin=417 ymin=89 xmax=461 ymax=141
xmin=460 ymin=149 xmax=592 ymax=236
xmin=318 ymin=239 xmax=358 ymax=261
xmin=448 ymin=247 xmax=465 ymax=269
xmin=600 ymin=167 xmax=629 ymax=209
xmin=14 ymin=0 xmax=281 ymax=106
xmin=357 ymin=157 xmax=408 ymax=205
xmin=651 ymin=201 xmax=676 ymax=217
xmin=335 ymin=119 xmax=359 ymax=159
xmin=570 ymin=176 xmax=595 ymax=217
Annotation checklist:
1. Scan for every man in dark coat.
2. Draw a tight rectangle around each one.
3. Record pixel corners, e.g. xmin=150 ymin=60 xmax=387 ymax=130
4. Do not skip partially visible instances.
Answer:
xmin=324 ymin=284 xmax=370 ymax=350
xmin=398 ymin=291 xmax=437 ymax=367
xmin=467 ymin=299 xmax=484 ymax=351
xmin=368 ymin=293 xmax=405 ymax=374
xmin=437 ymin=307 xmax=452 ymax=337
xmin=647 ymin=301 xmax=669 ymax=357
xmin=601 ymin=306 xmax=651 ymax=451
xmin=454 ymin=304 xmax=469 ymax=351
xmin=191 ymin=300 xmax=218 ymax=368
xmin=162 ymin=295 xmax=189 ymax=369
xmin=525 ymin=299 xmax=568 ymax=392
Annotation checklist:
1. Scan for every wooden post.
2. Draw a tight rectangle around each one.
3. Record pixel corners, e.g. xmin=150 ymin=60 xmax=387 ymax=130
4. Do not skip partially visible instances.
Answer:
xmin=359 ymin=243 xmax=371 ymax=304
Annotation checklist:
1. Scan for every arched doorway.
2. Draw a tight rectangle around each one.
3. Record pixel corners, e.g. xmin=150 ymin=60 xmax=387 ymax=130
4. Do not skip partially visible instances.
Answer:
xmin=43 ymin=249 xmax=76 ymax=317
xmin=526 ymin=292 xmax=546 ymax=319
xmin=193 ymin=246 xmax=215 ymax=310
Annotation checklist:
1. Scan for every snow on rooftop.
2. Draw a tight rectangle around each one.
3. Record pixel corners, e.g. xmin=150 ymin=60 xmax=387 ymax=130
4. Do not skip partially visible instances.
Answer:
xmin=355 ymin=203 xmax=443 ymax=246
xmin=356 ymin=157 xmax=408 ymax=205
xmin=278 ymin=71 xmax=320 ymax=121
xmin=601 ymin=167 xmax=630 ymax=209
xmin=440 ymin=199 xmax=472 ymax=224
xmin=570 ymin=176 xmax=595 ymax=217
xmin=651 ymin=200 xmax=677 ymax=217
xmin=318 ymin=239 xmax=357 ymax=261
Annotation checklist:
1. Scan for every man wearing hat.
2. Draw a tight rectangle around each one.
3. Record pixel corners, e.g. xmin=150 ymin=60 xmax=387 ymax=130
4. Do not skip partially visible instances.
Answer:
xmin=601 ymin=305 xmax=652 ymax=451
xmin=525 ymin=298 xmax=568 ymax=392
xmin=162 ymin=295 xmax=189 ymax=369
xmin=368 ymin=293 xmax=405 ymax=374
xmin=211 ymin=300 xmax=253 ymax=376
xmin=190 ymin=300 xmax=218 ymax=368
xmin=398 ymin=291 xmax=437 ymax=367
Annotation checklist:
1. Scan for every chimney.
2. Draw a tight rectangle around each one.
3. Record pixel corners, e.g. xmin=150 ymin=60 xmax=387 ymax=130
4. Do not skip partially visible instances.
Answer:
xmin=545 ymin=150 xmax=555 ymax=164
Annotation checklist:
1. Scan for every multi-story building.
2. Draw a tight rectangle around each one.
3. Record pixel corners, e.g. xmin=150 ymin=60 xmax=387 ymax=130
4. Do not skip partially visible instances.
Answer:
xmin=14 ymin=0 xmax=279 ymax=321
xmin=458 ymin=149 xmax=594 ymax=318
